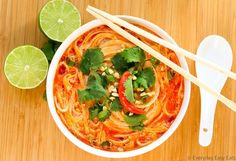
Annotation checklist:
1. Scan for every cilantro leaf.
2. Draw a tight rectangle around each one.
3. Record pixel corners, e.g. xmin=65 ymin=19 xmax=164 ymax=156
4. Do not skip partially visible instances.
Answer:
xmin=101 ymin=76 xmax=108 ymax=88
xmin=130 ymin=123 xmax=144 ymax=131
xmin=111 ymin=53 xmax=135 ymax=74
xmin=131 ymin=70 xmax=139 ymax=75
xmin=78 ymin=85 xmax=106 ymax=102
xmin=124 ymin=114 xmax=146 ymax=126
xmin=78 ymin=72 xmax=106 ymax=102
xmin=134 ymin=67 xmax=155 ymax=89
xmin=121 ymin=47 xmax=145 ymax=63
xmin=150 ymin=57 xmax=160 ymax=67
xmin=101 ymin=141 xmax=111 ymax=147
xmin=77 ymin=89 xmax=93 ymax=101
xmin=111 ymin=47 xmax=145 ymax=73
xmin=53 ymin=42 xmax=61 ymax=52
xmin=133 ymin=80 xmax=139 ymax=89
xmin=89 ymin=104 xmax=111 ymax=122
xmin=134 ymin=77 xmax=148 ymax=89
xmin=106 ymin=75 xmax=116 ymax=83
xmin=41 ymin=40 xmax=61 ymax=62
xmin=43 ymin=90 xmax=47 ymax=101
xmin=66 ymin=58 xmax=76 ymax=67
xmin=88 ymin=104 xmax=103 ymax=120
xmin=140 ymin=68 xmax=155 ymax=87
xmin=41 ymin=40 xmax=55 ymax=62
xmin=110 ymin=98 xmax=123 ymax=111
xmin=87 ymin=72 xmax=102 ymax=86
xmin=79 ymin=48 xmax=104 ymax=74
xmin=88 ymin=84 xmax=106 ymax=99
xmin=98 ymin=110 xmax=111 ymax=122
xmin=124 ymin=76 xmax=135 ymax=103
xmin=78 ymin=84 xmax=106 ymax=102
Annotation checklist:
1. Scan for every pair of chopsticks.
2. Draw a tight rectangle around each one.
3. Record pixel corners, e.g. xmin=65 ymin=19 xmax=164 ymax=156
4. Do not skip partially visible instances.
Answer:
xmin=86 ymin=6 xmax=236 ymax=111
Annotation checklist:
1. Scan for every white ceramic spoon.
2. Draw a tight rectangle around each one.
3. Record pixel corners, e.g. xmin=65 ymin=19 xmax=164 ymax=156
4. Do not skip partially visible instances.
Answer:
xmin=196 ymin=35 xmax=233 ymax=147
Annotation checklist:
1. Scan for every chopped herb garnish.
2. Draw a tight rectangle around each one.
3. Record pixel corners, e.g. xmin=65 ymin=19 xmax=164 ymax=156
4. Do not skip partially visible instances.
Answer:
xmin=111 ymin=53 xmax=134 ymax=74
xmin=106 ymin=75 xmax=116 ymax=83
xmin=105 ymin=68 xmax=110 ymax=75
xmin=167 ymin=69 xmax=175 ymax=80
xmin=78 ymin=72 xmax=106 ymax=102
xmin=130 ymin=123 xmax=144 ymax=131
xmin=132 ymin=70 xmax=139 ymax=75
xmin=101 ymin=76 xmax=108 ymax=88
xmin=134 ymin=77 xmax=148 ymax=89
xmin=78 ymin=84 xmax=106 ymax=102
xmin=150 ymin=57 xmax=160 ymax=66
xmin=124 ymin=76 xmax=135 ymax=103
xmin=53 ymin=42 xmax=61 ymax=52
xmin=133 ymin=80 xmax=139 ymax=89
xmin=87 ymin=72 xmax=102 ymax=86
xmin=89 ymin=104 xmax=103 ymax=120
xmin=101 ymin=141 xmax=111 ymax=147
xmin=66 ymin=58 xmax=76 ymax=66
xmin=124 ymin=114 xmax=146 ymax=131
xmin=88 ymin=84 xmax=106 ymax=98
xmin=110 ymin=98 xmax=123 ymax=111
xmin=43 ymin=90 xmax=47 ymax=101
xmin=41 ymin=40 xmax=61 ymax=63
xmin=134 ymin=67 xmax=155 ymax=89
xmin=77 ymin=90 xmax=93 ymax=101
xmin=120 ymin=47 xmax=145 ymax=63
xmin=79 ymin=48 xmax=104 ymax=74
xmin=98 ymin=109 xmax=111 ymax=122
xmin=89 ymin=103 xmax=111 ymax=122
xmin=124 ymin=114 xmax=146 ymax=126
xmin=41 ymin=40 xmax=55 ymax=62
xmin=111 ymin=47 xmax=146 ymax=74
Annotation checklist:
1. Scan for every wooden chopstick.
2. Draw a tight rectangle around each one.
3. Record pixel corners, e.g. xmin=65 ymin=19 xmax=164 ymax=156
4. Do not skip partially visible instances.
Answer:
xmin=88 ymin=5 xmax=236 ymax=81
xmin=86 ymin=6 xmax=236 ymax=112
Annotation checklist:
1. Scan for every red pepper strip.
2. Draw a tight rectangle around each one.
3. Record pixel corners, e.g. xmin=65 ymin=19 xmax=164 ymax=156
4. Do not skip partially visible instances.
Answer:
xmin=118 ymin=71 xmax=145 ymax=114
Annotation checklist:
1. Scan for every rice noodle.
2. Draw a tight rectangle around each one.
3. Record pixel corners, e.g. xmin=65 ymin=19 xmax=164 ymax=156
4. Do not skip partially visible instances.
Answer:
xmin=53 ymin=25 xmax=184 ymax=152
xmin=136 ymin=67 xmax=160 ymax=109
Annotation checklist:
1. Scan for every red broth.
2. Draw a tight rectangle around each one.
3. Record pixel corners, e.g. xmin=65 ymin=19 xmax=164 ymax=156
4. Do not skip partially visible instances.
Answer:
xmin=53 ymin=25 xmax=184 ymax=152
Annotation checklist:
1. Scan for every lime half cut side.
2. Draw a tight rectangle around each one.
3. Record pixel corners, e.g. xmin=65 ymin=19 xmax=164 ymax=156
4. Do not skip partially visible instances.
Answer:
xmin=4 ymin=45 xmax=49 ymax=89
xmin=39 ymin=0 xmax=81 ymax=42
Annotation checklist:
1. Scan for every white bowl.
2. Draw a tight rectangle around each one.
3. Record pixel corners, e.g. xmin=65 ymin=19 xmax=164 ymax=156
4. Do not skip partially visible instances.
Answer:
xmin=46 ymin=15 xmax=191 ymax=158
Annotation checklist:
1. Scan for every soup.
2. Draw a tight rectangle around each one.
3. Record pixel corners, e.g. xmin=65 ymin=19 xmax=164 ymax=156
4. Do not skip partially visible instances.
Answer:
xmin=53 ymin=25 xmax=184 ymax=152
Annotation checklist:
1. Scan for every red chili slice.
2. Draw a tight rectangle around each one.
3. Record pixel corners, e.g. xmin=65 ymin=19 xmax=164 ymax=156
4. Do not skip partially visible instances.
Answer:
xmin=118 ymin=71 xmax=145 ymax=114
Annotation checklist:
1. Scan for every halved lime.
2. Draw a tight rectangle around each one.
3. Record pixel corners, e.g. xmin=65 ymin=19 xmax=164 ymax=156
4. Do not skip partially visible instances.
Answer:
xmin=39 ymin=0 xmax=81 ymax=42
xmin=4 ymin=45 xmax=49 ymax=89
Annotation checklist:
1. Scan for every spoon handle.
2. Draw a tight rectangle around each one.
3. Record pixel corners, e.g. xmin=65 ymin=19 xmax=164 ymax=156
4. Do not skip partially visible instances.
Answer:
xmin=199 ymin=89 xmax=217 ymax=146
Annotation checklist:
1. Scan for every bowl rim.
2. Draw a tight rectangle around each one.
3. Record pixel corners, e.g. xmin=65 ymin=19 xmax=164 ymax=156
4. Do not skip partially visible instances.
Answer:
xmin=46 ymin=15 xmax=191 ymax=158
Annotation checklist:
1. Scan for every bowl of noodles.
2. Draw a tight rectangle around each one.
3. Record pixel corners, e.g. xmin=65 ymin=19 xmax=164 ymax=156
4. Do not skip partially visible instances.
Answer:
xmin=46 ymin=15 xmax=191 ymax=158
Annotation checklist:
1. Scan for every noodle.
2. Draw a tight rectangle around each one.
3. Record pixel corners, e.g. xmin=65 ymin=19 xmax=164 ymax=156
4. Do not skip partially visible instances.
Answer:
xmin=53 ymin=25 xmax=184 ymax=151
